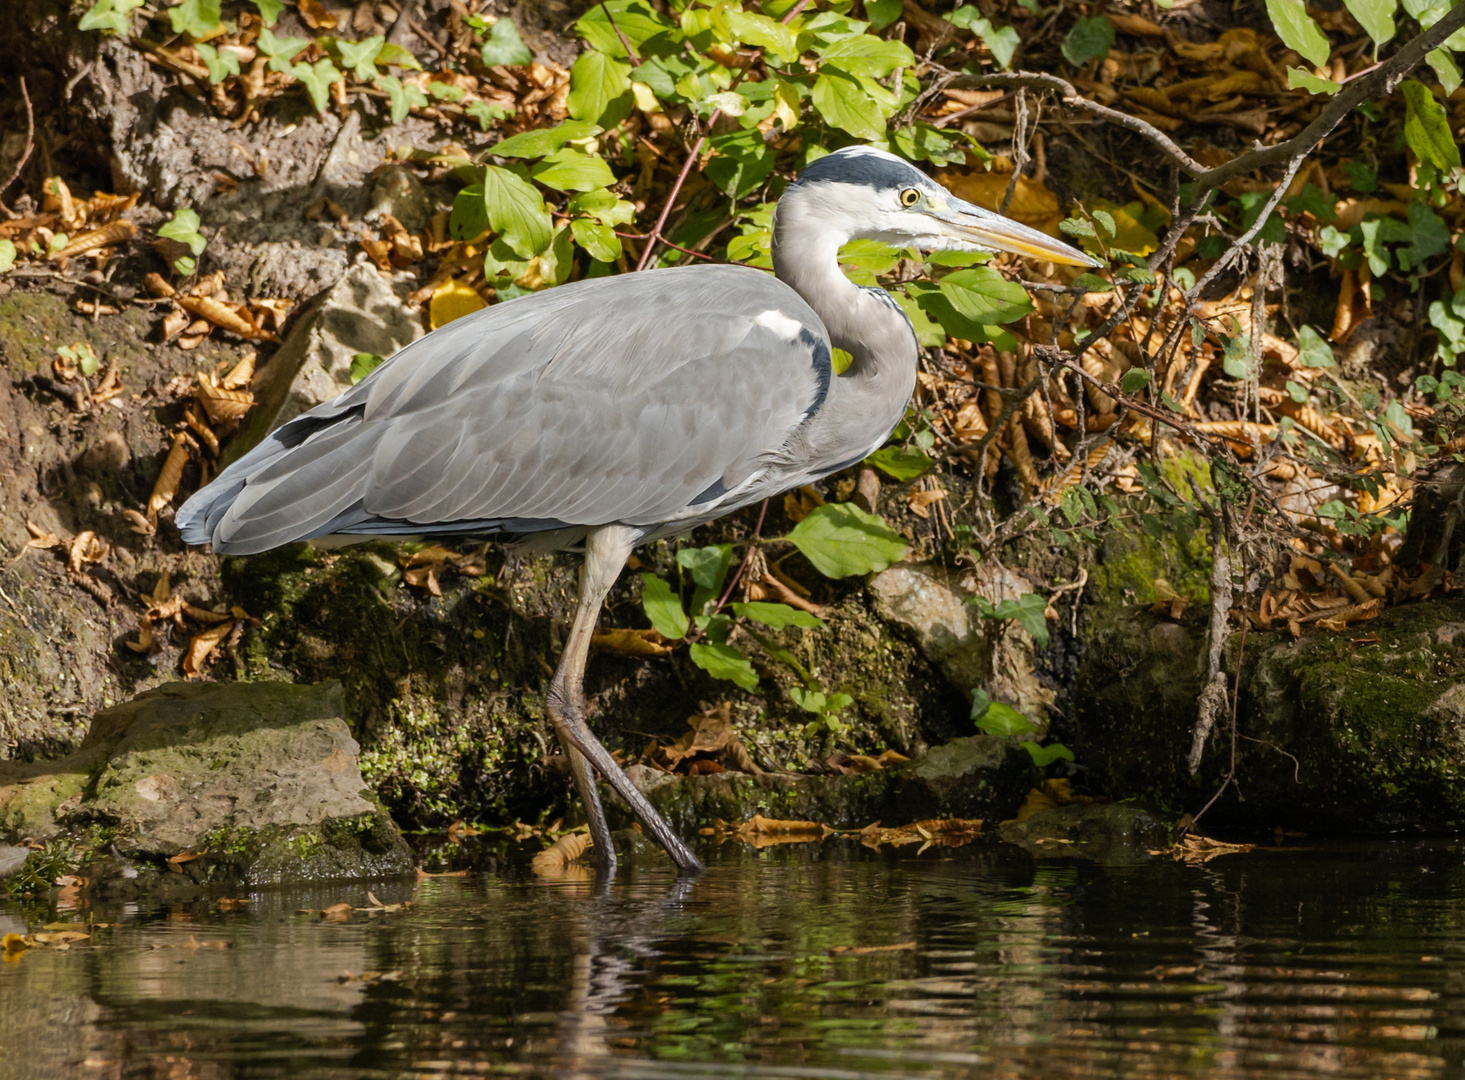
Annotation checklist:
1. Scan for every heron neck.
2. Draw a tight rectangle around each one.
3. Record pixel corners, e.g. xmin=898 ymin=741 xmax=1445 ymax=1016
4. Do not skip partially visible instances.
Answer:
xmin=770 ymin=193 xmax=914 ymax=376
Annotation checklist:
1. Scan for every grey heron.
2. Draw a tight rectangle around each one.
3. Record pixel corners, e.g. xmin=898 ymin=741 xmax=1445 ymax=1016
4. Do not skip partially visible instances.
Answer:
xmin=177 ymin=145 xmax=1096 ymax=875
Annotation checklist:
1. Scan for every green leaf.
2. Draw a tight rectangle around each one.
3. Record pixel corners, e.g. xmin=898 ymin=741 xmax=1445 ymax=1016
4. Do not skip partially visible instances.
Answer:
xmin=375 ymin=75 xmax=429 ymax=124
xmin=1343 ymin=0 xmax=1395 ymax=47
xmin=464 ymin=100 xmax=509 ymax=130
xmin=974 ymin=701 xmax=1037 ymax=737
xmin=730 ymin=602 xmax=824 ymax=629
xmin=865 ymin=445 xmax=933 ymax=480
xmin=1061 ymin=15 xmax=1114 ymax=65
xmin=337 ymin=35 xmax=384 ymax=81
xmin=78 ymin=0 xmax=145 ymax=34
xmin=349 ymin=353 xmax=385 ymax=384
xmin=251 ymin=0 xmax=285 ymax=25
xmin=375 ymin=42 xmax=422 ymax=70
xmin=1023 ymin=742 xmax=1075 ymax=766
xmin=1402 ymin=80 xmax=1461 ymax=172
xmin=531 ymin=147 xmax=616 ymax=192
xmin=1286 ymin=67 xmax=1342 ymax=95
xmin=169 ymin=0 xmax=221 ymax=38
xmin=173 ymin=255 xmax=197 ymax=276
xmin=1285 ymin=182 xmax=1336 ymax=221
xmin=706 ymin=128 xmax=776 ymax=197
xmin=939 ymin=267 xmax=1034 ymax=323
xmin=493 ymin=120 xmax=602 ymax=158
xmin=193 ymin=42 xmax=239 ymax=85
xmin=481 ymin=18 xmax=533 ymax=66
xmin=811 ymin=69 xmax=888 ymax=141
xmin=786 ymin=502 xmax=908 ymax=579
xmin=567 ymin=50 xmax=634 ymax=127
xmin=1221 ymin=333 xmax=1253 ymax=378
xmin=689 ymin=642 xmax=760 ymax=690
xmin=890 ymin=123 xmax=969 ymax=166
xmin=890 ymin=291 xmax=945 ymax=348
xmin=0 ymin=239 xmax=14 ymax=273
xmin=639 ymin=573 xmax=688 ymax=639
xmin=293 ymin=59 xmax=343 ymax=114
xmin=948 ymin=10 xmax=1021 ymax=69
xmin=569 ymin=187 xmax=636 ymax=226
xmin=428 ymin=80 xmax=466 ymax=102
xmin=158 ymin=208 xmax=207 ymax=256
xmin=1428 ymin=48 xmax=1463 ymax=95
xmin=1297 ymin=324 xmax=1336 ymax=368
xmin=724 ymin=9 xmax=798 ymax=61
xmin=866 ymin=0 xmax=904 ymax=31
xmin=1401 ymin=201 xmax=1450 ymax=270
xmin=975 ymin=592 xmax=1051 ymax=648
xmin=570 ymin=217 xmax=621 ymax=262
xmin=482 ymin=164 xmax=553 ymax=257
xmin=1344 ymin=161 xmax=1378 ymax=192
xmin=1265 ymin=0 xmax=1331 ymax=67
xmin=818 ymin=35 xmax=914 ymax=77
xmin=576 ymin=0 xmax=676 ymax=58
xmin=1119 ymin=368 xmax=1152 ymax=395
xmin=677 ymin=544 xmax=733 ymax=592
xmin=258 ymin=27 xmax=310 ymax=73
xmin=1070 ymin=272 xmax=1113 ymax=292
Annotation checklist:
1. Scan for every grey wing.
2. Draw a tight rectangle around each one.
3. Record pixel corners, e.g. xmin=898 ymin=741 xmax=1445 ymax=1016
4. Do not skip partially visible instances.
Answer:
xmin=177 ymin=265 xmax=832 ymax=554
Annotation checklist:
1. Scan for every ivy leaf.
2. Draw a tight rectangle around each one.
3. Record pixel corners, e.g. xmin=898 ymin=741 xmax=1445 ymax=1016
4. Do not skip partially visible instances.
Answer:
xmin=1297 ymin=324 xmax=1337 ymax=368
xmin=729 ymin=602 xmax=824 ymax=629
xmin=974 ymin=701 xmax=1037 ymax=737
xmin=480 ymin=18 xmax=533 ymax=66
xmin=193 ymin=42 xmax=240 ymax=84
xmin=787 ymin=502 xmax=908 ymax=579
xmin=78 ymin=0 xmax=146 ymax=34
xmin=428 ymin=81 xmax=467 ymax=102
xmin=1061 ymin=15 xmax=1114 ymax=65
xmin=1221 ymin=333 xmax=1253 ymax=378
xmin=865 ymin=445 xmax=932 ymax=480
xmin=676 ymin=544 xmax=733 ymax=592
xmin=639 ymin=573 xmax=688 ymax=639
xmin=257 ymin=27 xmax=310 ymax=73
xmin=1401 ymin=80 xmax=1461 ymax=172
xmin=1343 ymin=0 xmax=1395 ymax=48
xmin=1119 ymin=368 xmax=1152 ymax=395
xmin=974 ymin=592 xmax=1051 ymax=648
xmin=349 ymin=353 xmax=385 ymax=384
xmin=492 ymin=119 xmax=603 ymax=158
xmin=1286 ymin=67 xmax=1341 ymax=95
xmin=158 ymin=208 xmax=207 ymax=256
xmin=251 ymin=0 xmax=285 ymax=25
xmin=293 ymin=58 xmax=343 ymax=114
xmin=948 ymin=9 xmax=1021 ymax=69
xmin=482 ymin=164 xmax=553 ymax=257
xmin=465 ymin=100 xmax=510 ymax=130
xmin=531 ymin=147 xmax=616 ymax=192
xmin=811 ymin=69 xmax=888 ymax=141
xmin=337 ymin=35 xmax=385 ymax=81
xmin=1265 ymin=0 xmax=1331 ymax=67
xmin=169 ymin=0 xmax=221 ymax=38
xmin=689 ymin=642 xmax=760 ymax=691
xmin=375 ymin=75 xmax=429 ymax=123
xmin=375 ymin=42 xmax=422 ymax=70
xmin=566 ymin=50 xmax=634 ymax=127
xmin=570 ymin=219 xmax=622 ymax=262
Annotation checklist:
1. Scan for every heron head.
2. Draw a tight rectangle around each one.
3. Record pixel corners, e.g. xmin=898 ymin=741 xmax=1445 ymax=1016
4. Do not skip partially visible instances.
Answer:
xmin=791 ymin=145 xmax=1098 ymax=268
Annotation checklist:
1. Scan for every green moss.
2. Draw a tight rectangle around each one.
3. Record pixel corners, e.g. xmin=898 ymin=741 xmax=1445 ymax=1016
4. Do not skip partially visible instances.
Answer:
xmin=1089 ymin=513 xmax=1212 ymax=607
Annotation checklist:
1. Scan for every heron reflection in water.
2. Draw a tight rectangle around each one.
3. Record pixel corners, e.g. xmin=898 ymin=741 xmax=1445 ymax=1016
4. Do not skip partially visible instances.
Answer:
xmin=178 ymin=146 xmax=1096 ymax=875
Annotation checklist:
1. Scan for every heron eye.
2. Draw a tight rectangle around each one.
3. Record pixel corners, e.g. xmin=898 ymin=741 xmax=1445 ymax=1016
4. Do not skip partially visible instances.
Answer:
xmin=900 ymin=188 xmax=921 ymax=207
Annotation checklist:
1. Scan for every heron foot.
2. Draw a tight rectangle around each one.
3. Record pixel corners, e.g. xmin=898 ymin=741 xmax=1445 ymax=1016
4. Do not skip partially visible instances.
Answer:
xmin=546 ymin=685 xmax=704 ymax=875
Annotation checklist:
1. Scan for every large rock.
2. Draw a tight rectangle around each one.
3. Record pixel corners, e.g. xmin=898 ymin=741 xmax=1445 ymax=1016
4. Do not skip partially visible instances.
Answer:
xmin=1076 ymin=598 xmax=1465 ymax=831
xmin=227 ymin=263 xmax=425 ymax=464
xmin=624 ymin=735 xmax=1032 ymax=834
xmin=869 ymin=561 xmax=1055 ymax=727
xmin=999 ymin=803 xmax=1170 ymax=864
xmin=0 ymin=681 xmax=412 ymax=891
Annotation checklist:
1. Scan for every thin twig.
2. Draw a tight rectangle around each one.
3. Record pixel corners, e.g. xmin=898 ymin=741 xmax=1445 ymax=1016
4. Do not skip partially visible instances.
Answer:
xmin=0 ymin=77 xmax=35 ymax=221
xmin=599 ymin=1 xmax=641 ymax=66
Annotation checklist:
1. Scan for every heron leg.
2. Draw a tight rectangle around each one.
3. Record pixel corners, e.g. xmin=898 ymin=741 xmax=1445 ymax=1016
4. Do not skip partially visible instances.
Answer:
xmin=546 ymin=525 xmax=705 ymax=876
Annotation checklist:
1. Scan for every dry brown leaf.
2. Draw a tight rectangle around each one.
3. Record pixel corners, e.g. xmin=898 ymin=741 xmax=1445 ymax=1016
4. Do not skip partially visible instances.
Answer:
xmin=183 ymin=620 xmax=234 ymax=678
xmin=531 ymin=830 xmax=592 ymax=876
xmin=149 ymin=433 xmax=190 ymax=518
xmin=195 ymin=373 xmax=255 ymax=422
xmin=125 ymin=618 xmax=154 ymax=654
xmin=221 ymin=351 xmax=256 ymax=389
xmin=177 ymin=295 xmax=273 ymax=340
xmin=67 ymin=531 xmax=108 ymax=573
xmin=1171 ymin=834 xmax=1255 ymax=864
xmin=591 ymin=628 xmax=675 ymax=657
xmin=25 ymin=521 xmax=60 ymax=550
xmin=48 ymin=220 xmax=138 ymax=261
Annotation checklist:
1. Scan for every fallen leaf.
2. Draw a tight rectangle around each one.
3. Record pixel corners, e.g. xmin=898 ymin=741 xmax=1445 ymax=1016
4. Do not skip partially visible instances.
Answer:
xmin=183 ymin=620 xmax=234 ymax=678
xmin=591 ymin=627 xmax=675 ymax=656
xmin=532 ymin=830 xmax=592 ymax=876
xmin=430 ymin=279 xmax=487 ymax=329
xmin=149 ymin=433 xmax=189 ymax=519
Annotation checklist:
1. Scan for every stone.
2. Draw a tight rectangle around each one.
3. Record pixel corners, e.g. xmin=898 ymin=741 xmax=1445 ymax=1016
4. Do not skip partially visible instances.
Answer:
xmin=367 ymin=166 xmax=433 ymax=233
xmin=1076 ymin=598 xmax=1465 ymax=831
xmin=225 ymin=263 xmax=425 ymax=465
xmin=0 ymin=681 xmax=412 ymax=890
xmin=624 ymin=734 xmax=1032 ymax=833
xmin=869 ymin=561 xmax=1054 ymax=726
xmin=999 ymin=803 xmax=1170 ymax=863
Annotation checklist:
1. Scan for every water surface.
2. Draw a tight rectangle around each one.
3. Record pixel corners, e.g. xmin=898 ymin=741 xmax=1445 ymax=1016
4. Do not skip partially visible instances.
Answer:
xmin=4 ymin=840 xmax=1464 ymax=1079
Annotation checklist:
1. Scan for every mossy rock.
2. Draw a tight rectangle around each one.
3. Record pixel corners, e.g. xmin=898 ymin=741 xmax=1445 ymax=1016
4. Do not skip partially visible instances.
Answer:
xmin=1076 ymin=598 xmax=1465 ymax=830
